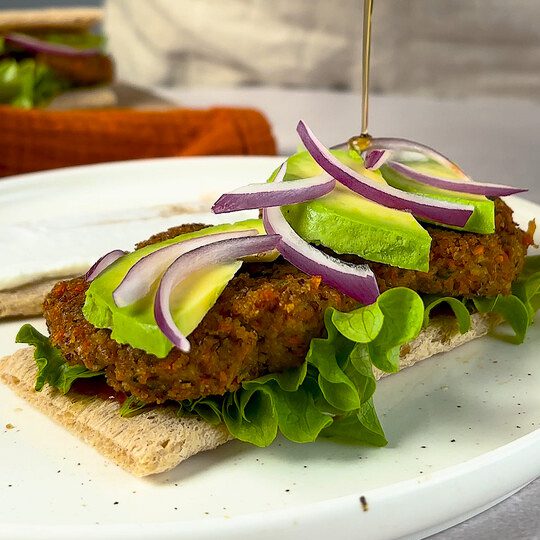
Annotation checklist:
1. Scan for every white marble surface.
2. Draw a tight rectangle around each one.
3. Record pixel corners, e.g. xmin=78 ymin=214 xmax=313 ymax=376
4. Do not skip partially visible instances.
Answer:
xmin=155 ymin=85 xmax=540 ymax=539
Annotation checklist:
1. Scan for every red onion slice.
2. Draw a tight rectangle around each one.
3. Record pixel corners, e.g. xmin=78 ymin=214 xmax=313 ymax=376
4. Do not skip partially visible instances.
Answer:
xmin=85 ymin=250 xmax=126 ymax=282
xmin=260 ymin=163 xmax=379 ymax=304
xmin=113 ymin=229 xmax=259 ymax=308
xmin=386 ymin=161 xmax=526 ymax=197
xmin=5 ymin=33 xmax=101 ymax=57
xmin=367 ymin=137 xmax=468 ymax=177
xmin=212 ymin=168 xmax=335 ymax=214
xmin=297 ymin=120 xmax=474 ymax=227
xmin=262 ymin=205 xmax=379 ymax=305
xmin=364 ymin=149 xmax=391 ymax=170
xmin=155 ymin=234 xmax=281 ymax=352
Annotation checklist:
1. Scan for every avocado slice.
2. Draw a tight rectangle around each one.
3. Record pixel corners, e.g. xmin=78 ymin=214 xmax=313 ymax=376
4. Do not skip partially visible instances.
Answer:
xmin=380 ymin=160 xmax=495 ymax=234
xmin=83 ymin=219 xmax=269 ymax=358
xmin=279 ymin=150 xmax=432 ymax=271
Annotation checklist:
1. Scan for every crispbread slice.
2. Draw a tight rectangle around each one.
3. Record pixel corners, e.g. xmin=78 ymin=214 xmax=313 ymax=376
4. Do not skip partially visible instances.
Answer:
xmin=0 ymin=348 xmax=231 ymax=477
xmin=0 ymin=277 xmax=76 ymax=319
xmin=0 ymin=312 xmax=500 ymax=476
xmin=0 ymin=8 xmax=102 ymax=33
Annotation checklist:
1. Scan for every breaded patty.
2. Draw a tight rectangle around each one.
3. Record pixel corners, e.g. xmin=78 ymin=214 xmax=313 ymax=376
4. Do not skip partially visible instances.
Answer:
xmin=44 ymin=235 xmax=357 ymax=403
xmin=43 ymin=200 xmax=532 ymax=404
xmin=371 ymin=199 xmax=534 ymax=297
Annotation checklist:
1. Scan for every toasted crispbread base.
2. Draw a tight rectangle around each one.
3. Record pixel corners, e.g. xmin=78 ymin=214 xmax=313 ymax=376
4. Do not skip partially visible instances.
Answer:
xmin=0 ymin=8 xmax=102 ymax=33
xmin=0 ymin=312 xmax=500 ymax=476
xmin=0 ymin=277 xmax=77 ymax=319
xmin=0 ymin=348 xmax=232 ymax=477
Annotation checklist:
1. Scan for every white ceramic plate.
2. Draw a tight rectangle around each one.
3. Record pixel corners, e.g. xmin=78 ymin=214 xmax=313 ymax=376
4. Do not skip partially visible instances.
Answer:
xmin=0 ymin=157 xmax=538 ymax=540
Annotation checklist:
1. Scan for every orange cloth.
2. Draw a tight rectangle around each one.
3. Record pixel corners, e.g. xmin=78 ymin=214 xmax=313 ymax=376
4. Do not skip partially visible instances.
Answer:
xmin=0 ymin=106 xmax=276 ymax=177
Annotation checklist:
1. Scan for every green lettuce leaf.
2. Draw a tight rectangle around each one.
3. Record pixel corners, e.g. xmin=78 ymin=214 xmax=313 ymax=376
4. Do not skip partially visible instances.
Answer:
xmin=424 ymin=295 xmax=472 ymax=334
xmin=345 ymin=344 xmax=377 ymax=404
xmin=367 ymin=288 xmax=424 ymax=372
xmin=512 ymin=255 xmax=540 ymax=322
xmin=223 ymin=386 xmax=279 ymax=447
xmin=40 ymin=32 xmax=106 ymax=51
xmin=178 ymin=396 xmax=224 ymax=426
xmin=306 ymin=309 xmax=359 ymax=411
xmin=473 ymin=295 xmax=530 ymax=344
xmin=118 ymin=395 xmax=148 ymax=418
xmin=15 ymin=324 xmax=103 ymax=394
xmin=0 ymin=58 xmax=69 ymax=108
xmin=321 ymin=399 xmax=388 ymax=446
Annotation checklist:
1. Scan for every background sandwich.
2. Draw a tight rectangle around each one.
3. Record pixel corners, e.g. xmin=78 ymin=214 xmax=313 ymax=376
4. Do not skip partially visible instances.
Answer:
xmin=0 ymin=7 xmax=115 ymax=109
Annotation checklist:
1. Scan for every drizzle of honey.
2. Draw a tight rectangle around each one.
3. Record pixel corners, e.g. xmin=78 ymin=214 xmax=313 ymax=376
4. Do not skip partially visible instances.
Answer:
xmin=350 ymin=0 xmax=374 ymax=151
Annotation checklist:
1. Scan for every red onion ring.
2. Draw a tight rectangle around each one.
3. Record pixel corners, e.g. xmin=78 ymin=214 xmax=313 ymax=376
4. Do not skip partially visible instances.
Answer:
xmin=5 ymin=33 xmax=101 ymax=58
xmin=367 ymin=137 xmax=468 ymax=177
xmin=85 ymin=250 xmax=126 ymax=282
xmin=296 ymin=120 xmax=474 ymax=228
xmin=364 ymin=149 xmax=391 ymax=170
xmin=262 ymin=165 xmax=379 ymax=305
xmin=154 ymin=234 xmax=281 ymax=352
xmin=386 ymin=161 xmax=526 ymax=197
xmin=113 ymin=229 xmax=259 ymax=308
xmin=212 ymin=168 xmax=335 ymax=214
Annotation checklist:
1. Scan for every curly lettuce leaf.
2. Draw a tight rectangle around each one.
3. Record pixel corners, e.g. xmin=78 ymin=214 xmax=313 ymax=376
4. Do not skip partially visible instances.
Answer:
xmin=0 ymin=58 xmax=69 ymax=108
xmin=321 ymin=399 xmax=388 ymax=446
xmin=16 ymin=324 xmax=103 ymax=394
xmin=306 ymin=309 xmax=359 ymax=411
xmin=213 ymin=288 xmax=426 ymax=447
xmin=118 ymin=395 xmax=148 ymax=418
xmin=345 ymin=344 xmax=377 ymax=405
xmin=424 ymin=295 xmax=472 ymax=334
xmin=40 ymin=32 xmax=105 ymax=51
xmin=178 ymin=396 xmax=224 ymax=426
xmin=223 ymin=386 xmax=278 ymax=447
xmin=512 ymin=255 xmax=540 ymax=322
xmin=367 ymin=288 xmax=424 ymax=372
xmin=473 ymin=295 xmax=529 ymax=344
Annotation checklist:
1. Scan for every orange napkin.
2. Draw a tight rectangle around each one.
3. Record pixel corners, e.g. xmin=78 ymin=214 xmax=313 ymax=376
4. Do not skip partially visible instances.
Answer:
xmin=0 ymin=106 xmax=276 ymax=177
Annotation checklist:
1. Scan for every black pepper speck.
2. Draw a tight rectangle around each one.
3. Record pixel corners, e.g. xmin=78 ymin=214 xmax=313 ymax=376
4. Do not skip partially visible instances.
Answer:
xmin=359 ymin=496 xmax=368 ymax=512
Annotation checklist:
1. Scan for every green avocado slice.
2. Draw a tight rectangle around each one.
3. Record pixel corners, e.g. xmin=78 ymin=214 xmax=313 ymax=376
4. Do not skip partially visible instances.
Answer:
xmin=380 ymin=160 xmax=495 ymax=234
xmin=278 ymin=150 xmax=432 ymax=271
xmin=83 ymin=219 xmax=269 ymax=358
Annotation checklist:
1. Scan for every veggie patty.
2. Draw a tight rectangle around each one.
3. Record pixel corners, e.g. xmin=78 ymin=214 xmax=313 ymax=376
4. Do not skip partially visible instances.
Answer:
xmin=43 ymin=199 xmax=532 ymax=404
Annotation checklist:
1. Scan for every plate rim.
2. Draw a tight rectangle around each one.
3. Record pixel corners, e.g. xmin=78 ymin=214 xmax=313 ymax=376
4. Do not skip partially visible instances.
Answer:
xmin=0 ymin=155 xmax=285 ymax=191
xmin=0 ymin=156 xmax=538 ymax=540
